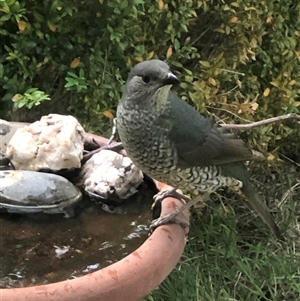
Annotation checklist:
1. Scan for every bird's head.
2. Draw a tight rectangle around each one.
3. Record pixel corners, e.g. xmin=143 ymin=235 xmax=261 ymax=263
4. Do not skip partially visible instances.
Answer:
xmin=121 ymin=60 xmax=179 ymax=108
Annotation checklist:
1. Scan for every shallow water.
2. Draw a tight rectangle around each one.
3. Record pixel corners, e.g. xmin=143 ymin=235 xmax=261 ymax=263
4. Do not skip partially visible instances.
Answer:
xmin=0 ymin=187 xmax=155 ymax=288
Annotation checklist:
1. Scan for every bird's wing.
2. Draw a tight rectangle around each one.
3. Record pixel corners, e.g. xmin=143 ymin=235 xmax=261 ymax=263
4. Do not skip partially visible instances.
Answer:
xmin=166 ymin=91 xmax=258 ymax=168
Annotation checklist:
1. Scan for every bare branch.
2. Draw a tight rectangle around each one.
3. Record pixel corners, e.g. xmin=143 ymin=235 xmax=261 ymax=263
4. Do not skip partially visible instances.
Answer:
xmin=221 ymin=113 xmax=300 ymax=130
xmin=82 ymin=142 xmax=123 ymax=164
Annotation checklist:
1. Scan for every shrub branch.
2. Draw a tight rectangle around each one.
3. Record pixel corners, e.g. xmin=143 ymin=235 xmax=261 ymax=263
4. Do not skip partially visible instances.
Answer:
xmin=221 ymin=113 xmax=300 ymax=131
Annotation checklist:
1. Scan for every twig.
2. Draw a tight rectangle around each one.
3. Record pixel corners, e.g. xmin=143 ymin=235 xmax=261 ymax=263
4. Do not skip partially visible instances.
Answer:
xmin=277 ymin=181 xmax=300 ymax=209
xmin=214 ymin=85 xmax=240 ymax=97
xmin=221 ymin=113 xmax=300 ymax=130
xmin=218 ymin=69 xmax=245 ymax=76
xmin=278 ymin=152 xmax=300 ymax=168
xmin=81 ymin=142 xmax=123 ymax=164
xmin=206 ymin=106 xmax=252 ymax=123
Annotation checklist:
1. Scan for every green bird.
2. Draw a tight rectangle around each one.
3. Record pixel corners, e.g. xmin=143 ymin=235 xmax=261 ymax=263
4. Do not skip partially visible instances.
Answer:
xmin=116 ymin=59 xmax=283 ymax=240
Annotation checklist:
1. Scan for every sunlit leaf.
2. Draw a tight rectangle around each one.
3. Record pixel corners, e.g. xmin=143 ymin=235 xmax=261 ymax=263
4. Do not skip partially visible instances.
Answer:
xmin=267 ymin=153 xmax=275 ymax=161
xmin=18 ymin=21 xmax=27 ymax=32
xmin=199 ymin=61 xmax=210 ymax=68
xmin=263 ymin=87 xmax=270 ymax=97
xmin=289 ymin=79 xmax=296 ymax=86
xmin=158 ymin=0 xmax=164 ymax=10
xmin=266 ymin=16 xmax=272 ymax=23
xmin=208 ymin=77 xmax=216 ymax=86
xmin=251 ymin=102 xmax=259 ymax=111
xmin=12 ymin=94 xmax=22 ymax=102
xmin=166 ymin=46 xmax=173 ymax=59
xmin=135 ymin=56 xmax=144 ymax=62
xmin=48 ymin=23 xmax=56 ymax=32
xmin=147 ymin=51 xmax=155 ymax=60
xmin=225 ymin=25 xmax=230 ymax=35
xmin=126 ymin=56 xmax=132 ymax=67
xmin=103 ymin=110 xmax=114 ymax=120
xmin=70 ymin=57 xmax=80 ymax=68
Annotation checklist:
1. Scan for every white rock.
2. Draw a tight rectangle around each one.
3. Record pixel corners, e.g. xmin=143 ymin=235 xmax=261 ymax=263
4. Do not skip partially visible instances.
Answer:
xmin=81 ymin=150 xmax=143 ymax=200
xmin=6 ymin=114 xmax=85 ymax=171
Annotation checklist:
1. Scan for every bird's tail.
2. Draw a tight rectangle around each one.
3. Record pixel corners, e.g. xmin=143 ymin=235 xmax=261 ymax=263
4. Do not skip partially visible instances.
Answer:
xmin=241 ymin=177 xmax=284 ymax=240
xmin=221 ymin=163 xmax=284 ymax=240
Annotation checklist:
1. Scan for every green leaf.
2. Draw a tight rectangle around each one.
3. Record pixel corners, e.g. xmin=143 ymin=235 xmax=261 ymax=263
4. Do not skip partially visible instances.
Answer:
xmin=0 ymin=64 xmax=4 ymax=78
xmin=199 ymin=60 xmax=210 ymax=68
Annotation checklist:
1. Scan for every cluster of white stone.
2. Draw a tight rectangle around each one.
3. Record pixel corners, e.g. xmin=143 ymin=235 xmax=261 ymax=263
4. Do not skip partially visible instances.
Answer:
xmin=6 ymin=114 xmax=85 ymax=171
xmin=81 ymin=149 xmax=143 ymax=200
xmin=2 ymin=114 xmax=143 ymax=203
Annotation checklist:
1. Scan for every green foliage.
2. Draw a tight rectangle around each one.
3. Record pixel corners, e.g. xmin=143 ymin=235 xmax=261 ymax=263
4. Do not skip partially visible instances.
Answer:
xmin=0 ymin=0 xmax=198 ymax=133
xmin=0 ymin=0 xmax=299 ymax=155
xmin=184 ymin=0 xmax=300 ymax=156
xmin=12 ymin=87 xmax=50 ymax=109
xmin=64 ymin=70 xmax=88 ymax=93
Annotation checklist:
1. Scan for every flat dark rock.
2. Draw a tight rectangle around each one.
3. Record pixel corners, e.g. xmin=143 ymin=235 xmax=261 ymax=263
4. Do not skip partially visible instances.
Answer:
xmin=0 ymin=170 xmax=82 ymax=217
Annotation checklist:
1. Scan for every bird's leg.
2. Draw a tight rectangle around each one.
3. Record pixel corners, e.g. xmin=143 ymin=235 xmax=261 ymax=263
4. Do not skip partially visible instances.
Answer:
xmin=107 ymin=118 xmax=118 ymax=145
xmin=151 ymin=188 xmax=191 ymax=210
xmin=150 ymin=193 xmax=210 ymax=233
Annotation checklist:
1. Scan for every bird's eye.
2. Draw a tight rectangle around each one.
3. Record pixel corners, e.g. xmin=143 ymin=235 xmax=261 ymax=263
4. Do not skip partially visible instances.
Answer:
xmin=141 ymin=75 xmax=150 ymax=83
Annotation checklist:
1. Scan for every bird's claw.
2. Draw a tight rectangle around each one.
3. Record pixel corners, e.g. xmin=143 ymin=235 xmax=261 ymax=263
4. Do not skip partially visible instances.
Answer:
xmin=151 ymin=188 xmax=190 ymax=210
xmin=149 ymin=213 xmax=190 ymax=234
xmin=149 ymin=193 xmax=211 ymax=234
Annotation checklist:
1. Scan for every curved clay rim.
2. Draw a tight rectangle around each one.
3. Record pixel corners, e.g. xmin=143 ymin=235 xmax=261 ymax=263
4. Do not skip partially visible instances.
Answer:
xmin=1 ymin=130 xmax=189 ymax=301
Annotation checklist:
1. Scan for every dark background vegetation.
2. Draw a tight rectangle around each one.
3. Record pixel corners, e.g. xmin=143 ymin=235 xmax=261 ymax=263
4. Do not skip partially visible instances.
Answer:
xmin=0 ymin=0 xmax=299 ymax=158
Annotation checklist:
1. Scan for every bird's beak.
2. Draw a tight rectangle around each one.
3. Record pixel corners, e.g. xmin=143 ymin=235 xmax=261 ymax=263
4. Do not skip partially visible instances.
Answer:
xmin=163 ymin=72 xmax=180 ymax=86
